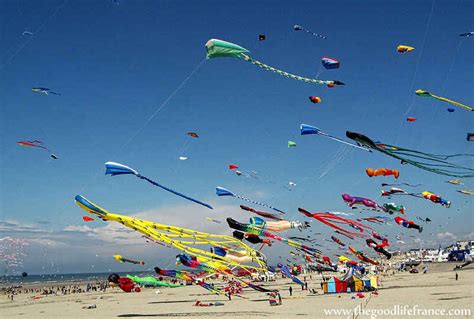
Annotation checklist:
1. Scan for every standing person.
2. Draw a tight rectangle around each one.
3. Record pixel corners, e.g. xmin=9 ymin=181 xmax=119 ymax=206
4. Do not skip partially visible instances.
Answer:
xmin=455 ymin=272 xmax=458 ymax=281
xmin=277 ymin=292 xmax=282 ymax=305
xmin=289 ymin=286 xmax=293 ymax=296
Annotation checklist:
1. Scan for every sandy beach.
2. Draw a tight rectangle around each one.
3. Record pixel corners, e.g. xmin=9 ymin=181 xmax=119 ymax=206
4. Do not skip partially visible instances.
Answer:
xmin=1 ymin=263 xmax=472 ymax=319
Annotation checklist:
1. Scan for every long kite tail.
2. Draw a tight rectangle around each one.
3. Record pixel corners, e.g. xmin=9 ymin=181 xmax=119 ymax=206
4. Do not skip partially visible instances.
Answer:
xmin=234 ymin=194 xmax=285 ymax=214
xmin=240 ymin=54 xmax=332 ymax=85
xmin=432 ymin=94 xmax=473 ymax=111
xmin=137 ymin=175 xmax=213 ymax=209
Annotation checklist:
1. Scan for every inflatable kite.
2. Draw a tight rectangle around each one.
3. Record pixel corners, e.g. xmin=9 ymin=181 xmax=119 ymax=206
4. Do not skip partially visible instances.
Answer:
xmin=206 ymin=39 xmax=343 ymax=85
xmin=108 ymin=273 xmax=140 ymax=293
xmin=457 ymin=190 xmax=474 ymax=195
xmin=17 ymin=140 xmax=58 ymax=159
xmin=383 ymin=203 xmax=405 ymax=214
xmin=75 ymin=195 xmax=267 ymax=273
xmin=446 ymin=179 xmax=463 ymax=185
xmin=342 ymin=194 xmax=386 ymax=211
xmin=397 ymin=45 xmax=415 ymax=53
xmin=82 ymin=216 xmax=94 ymax=222
xmin=346 ymin=131 xmax=474 ymax=178
xmin=301 ymin=124 xmax=370 ymax=151
xmin=105 ymin=162 xmax=213 ymax=209
xmin=293 ymin=24 xmax=326 ymax=40
xmin=406 ymin=117 xmax=417 ymax=122
xmin=216 ymin=186 xmax=285 ymax=214
xmin=127 ymin=275 xmax=181 ymax=287
xmin=382 ymin=183 xmax=421 ymax=188
xmin=366 ymin=239 xmax=391 ymax=259
xmin=416 ymin=90 xmax=473 ymax=112
xmin=206 ymin=217 xmax=221 ymax=224
xmin=233 ymin=231 xmax=272 ymax=247
xmin=348 ymin=246 xmax=379 ymax=265
xmin=288 ymin=141 xmax=297 ymax=147
xmin=394 ymin=216 xmax=423 ymax=233
xmin=366 ymin=168 xmax=399 ymax=178
xmin=226 ymin=218 xmax=320 ymax=256
xmin=421 ymin=191 xmax=451 ymax=207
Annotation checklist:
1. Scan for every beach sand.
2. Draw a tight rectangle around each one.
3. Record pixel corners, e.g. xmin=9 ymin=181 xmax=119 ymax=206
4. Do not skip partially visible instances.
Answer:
xmin=1 ymin=263 xmax=472 ymax=318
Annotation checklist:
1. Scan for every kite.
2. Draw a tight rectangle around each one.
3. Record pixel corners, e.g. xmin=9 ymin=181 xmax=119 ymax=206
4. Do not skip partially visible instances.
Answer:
xmin=216 ymin=186 xmax=285 ymax=214
xmin=22 ymin=31 xmax=34 ymax=36
xmin=342 ymin=194 xmax=386 ymax=211
xmin=108 ymin=273 xmax=140 ymax=293
xmin=416 ymin=217 xmax=432 ymax=223
xmin=467 ymin=133 xmax=474 ymax=141
xmin=206 ymin=217 xmax=221 ymax=224
xmin=348 ymin=246 xmax=379 ymax=265
xmin=361 ymin=216 xmax=391 ymax=224
xmin=301 ymin=124 xmax=370 ymax=151
xmin=298 ymin=208 xmax=373 ymax=238
xmin=309 ymin=96 xmax=322 ymax=104
xmin=372 ymin=232 xmax=389 ymax=243
xmin=381 ymin=187 xmax=422 ymax=198
xmin=114 ymin=255 xmax=145 ymax=265
xmin=286 ymin=181 xmax=297 ymax=191
xmin=459 ymin=32 xmax=474 ymax=37
xmin=397 ymin=45 xmax=415 ymax=53
xmin=382 ymin=183 xmax=421 ymax=188
xmin=321 ymin=57 xmax=340 ymax=70
xmin=82 ymin=216 xmax=94 ymax=222
xmin=105 ymin=162 xmax=213 ymax=209
xmin=227 ymin=218 xmax=320 ymax=256
xmin=394 ymin=216 xmax=423 ymax=233
xmin=415 ymin=90 xmax=473 ymax=112
xmin=457 ymin=190 xmax=474 ymax=195
xmin=366 ymin=168 xmax=400 ymax=178
xmin=293 ymin=24 xmax=326 ymax=40
xmin=346 ymin=131 xmax=474 ymax=178
xmin=383 ymin=203 xmax=405 ymax=214
xmin=366 ymin=239 xmax=391 ymax=259
xmin=447 ymin=179 xmax=463 ymax=185
xmin=288 ymin=141 xmax=297 ymax=147
xmin=205 ymin=39 xmax=343 ymax=85
xmin=154 ymin=267 xmax=223 ymax=295
xmin=127 ymin=275 xmax=181 ymax=287
xmin=278 ymin=263 xmax=304 ymax=286
xmin=179 ymin=156 xmax=188 ymax=161
xmin=187 ymin=132 xmax=199 ymax=138
xmin=331 ymin=236 xmax=345 ymax=247
xmin=31 ymin=87 xmax=60 ymax=95
xmin=17 ymin=140 xmax=58 ymax=159
xmin=447 ymin=108 xmax=455 ymax=113
xmin=421 ymin=191 xmax=451 ymax=207
xmin=239 ymin=205 xmax=283 ymax=221
xmin=239 ymin=216 xmax=307 ymax=232
xmin=233 ymin=231 xmax=272 ymax=247
xmin=258 ymin=34 xmax=266 ymax=41
xmin=406 ymin=117 xmax=417 ymax=122
xmin=228 ymin=164 xmax=239 ymax=170
xmin=75 ymin=195 xmax=267 ymax=273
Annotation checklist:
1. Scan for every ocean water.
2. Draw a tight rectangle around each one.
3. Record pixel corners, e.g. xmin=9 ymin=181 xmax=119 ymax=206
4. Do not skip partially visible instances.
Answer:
xmin=0 ymin=271 xmax=154 ymax=286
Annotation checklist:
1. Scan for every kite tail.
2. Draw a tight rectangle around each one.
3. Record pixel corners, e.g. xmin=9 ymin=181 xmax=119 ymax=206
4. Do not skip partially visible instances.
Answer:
xmin=241 ymin=54 xmax=331 ymax=85
xmin=432 ymin=94 xmax=473 ymax=111
xmin=303 ymin=28 xmax=327 ymax=39
xmin=234 ymin=194 xmax=285 ymax=214
xmin=137 ymin=175 xmax=213 ymax=209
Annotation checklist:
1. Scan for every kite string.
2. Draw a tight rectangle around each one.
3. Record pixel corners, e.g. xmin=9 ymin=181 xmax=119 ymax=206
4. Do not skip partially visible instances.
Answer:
xmin=118 ymin=58 xmax=206 ymax=152
xmin=0 ymin=0 xmax=69 ymax=70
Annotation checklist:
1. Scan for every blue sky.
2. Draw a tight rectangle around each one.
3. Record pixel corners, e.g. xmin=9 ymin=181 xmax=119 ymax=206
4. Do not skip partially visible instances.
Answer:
xmin=1 ymin=0 xmax=473 ymax=275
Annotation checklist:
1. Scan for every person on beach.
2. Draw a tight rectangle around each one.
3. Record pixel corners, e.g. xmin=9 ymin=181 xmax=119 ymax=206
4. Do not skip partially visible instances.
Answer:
xmin=455 ymin=272 xmax=458 ymax=281
xmin=289 ymin=286 xmax=293 ymax=296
